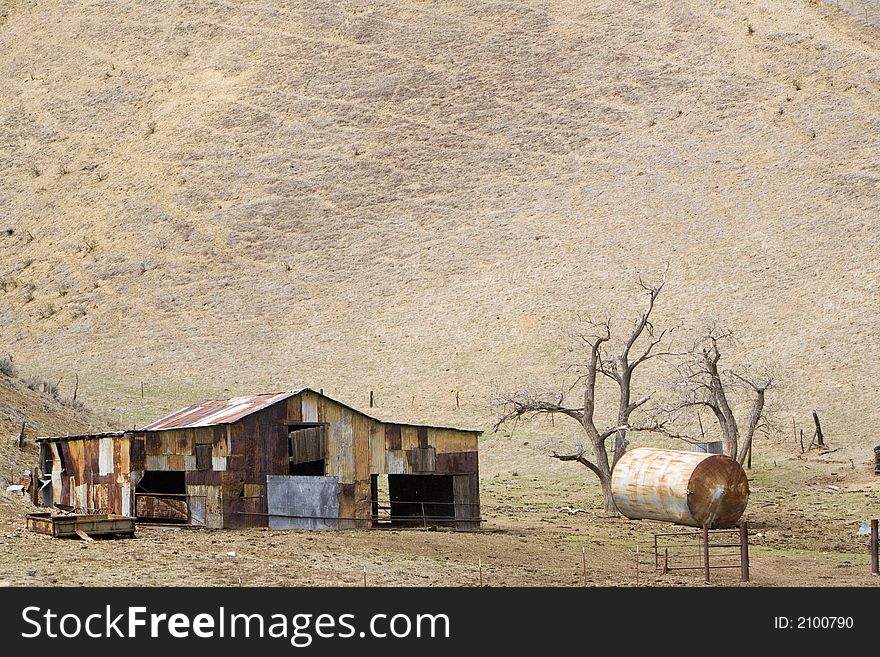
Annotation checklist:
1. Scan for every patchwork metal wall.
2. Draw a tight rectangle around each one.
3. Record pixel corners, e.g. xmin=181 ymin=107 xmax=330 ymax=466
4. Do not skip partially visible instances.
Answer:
xmin=267 ymin=475 xmax=340 ymax=530
xmin=38 ymin=388 xmax=481 ymax=530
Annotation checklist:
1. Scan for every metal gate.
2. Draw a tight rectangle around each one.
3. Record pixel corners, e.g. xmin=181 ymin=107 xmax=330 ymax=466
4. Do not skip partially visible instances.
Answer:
xmin=653 ymin=523 xmax=750 ymax=582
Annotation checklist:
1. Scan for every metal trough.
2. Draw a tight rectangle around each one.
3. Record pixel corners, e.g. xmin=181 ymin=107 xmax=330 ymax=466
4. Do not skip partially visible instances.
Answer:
xmin=26 ymin=512 xmax=136 ymax=538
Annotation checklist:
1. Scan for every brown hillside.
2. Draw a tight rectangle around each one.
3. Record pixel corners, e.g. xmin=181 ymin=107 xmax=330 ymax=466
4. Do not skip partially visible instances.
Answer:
xmin=0 ymin=0 xmax=878 ymax=461
xmin=0 ymin=371 xmax=109 ymax=488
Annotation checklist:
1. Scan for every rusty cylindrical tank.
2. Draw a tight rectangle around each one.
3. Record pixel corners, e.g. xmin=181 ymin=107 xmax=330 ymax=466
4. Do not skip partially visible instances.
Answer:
xmin=610 ymin=447 xmax=749 ymax=528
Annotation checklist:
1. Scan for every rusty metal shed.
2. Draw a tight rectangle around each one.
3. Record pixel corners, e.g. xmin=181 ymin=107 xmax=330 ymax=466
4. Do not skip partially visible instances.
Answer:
xmin=36 ymin=389 xmax=481 ymax=530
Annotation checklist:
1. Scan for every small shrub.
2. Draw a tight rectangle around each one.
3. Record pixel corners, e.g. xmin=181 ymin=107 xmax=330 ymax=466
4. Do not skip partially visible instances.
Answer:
xmin=0 ymin=354 xmax=16 ymax=378
xmin=26 ymin=376 xmax=60 ymax=398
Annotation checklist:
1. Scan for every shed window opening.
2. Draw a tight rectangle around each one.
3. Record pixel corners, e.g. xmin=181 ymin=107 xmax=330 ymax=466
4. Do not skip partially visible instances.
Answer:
xmin=288 ymin=425 xmax=327 ymax=476
xmin=135 ymin=470 xmax=188 ymax=524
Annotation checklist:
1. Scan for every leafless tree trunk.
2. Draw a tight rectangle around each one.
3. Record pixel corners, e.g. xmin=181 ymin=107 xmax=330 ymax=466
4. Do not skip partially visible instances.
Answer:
xmin=674 ymin=329 xmax=773 ymax=465
xmin=494 ymin=268 xmax=678 ymax=514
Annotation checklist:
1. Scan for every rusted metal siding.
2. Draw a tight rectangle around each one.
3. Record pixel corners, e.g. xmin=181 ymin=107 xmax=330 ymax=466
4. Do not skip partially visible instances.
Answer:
xmin=453 ymin=474 xmax=480 ymax=530
xmin=435 ymin=450 xmax=478 ymax=474
xmin=611 ymin=447 xmax=749 ymax=528
xmin=39 ymin=389 xmax=482 ymax=530
xmin=38 ymin=433 xmax=132 ymax=516
xmin=429 ymin=428 xmax=479 ymax=454
xmin=407 ymin=447 xmax=436 ymax=473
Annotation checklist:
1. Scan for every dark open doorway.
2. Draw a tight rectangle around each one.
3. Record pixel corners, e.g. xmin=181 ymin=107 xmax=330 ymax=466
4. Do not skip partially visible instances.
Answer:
xmin=386 ymin=474 xmax=455 ymax=527
xmin=135 ymin=470 xmax=187 ymax=523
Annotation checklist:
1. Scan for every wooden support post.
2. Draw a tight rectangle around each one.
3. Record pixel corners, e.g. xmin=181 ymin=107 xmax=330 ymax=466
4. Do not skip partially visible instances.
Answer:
xmin=369 ymin=390 xmax=374 ymax=408
xmin=663 ymin=548 xmax=669 ymax=575
xmin=812 ymin=411 xmax=824 ymax=447
xmin=635 ymin=545 xmax=640 ymax=586
xmin=871 ymin=519 xmax=879 ymax=576
xmin=421 ymin=502 xmax=427 ymax=529
xmin=703 ymin=525 xmax=710 ymax=584
xmin=740 ymin=522 xmax=750 ymax=582
xmin=141 ymin=381 xmax=144 ymax=398
xmin=17 ymin=421 xmax=25 ymax=448
xmin=479 ymin=558 xmax=483 ymax=587
xmin=363 ymin=566 xmax=367 ymax=587
xmin=582 ymin=546 xmax=587 ymax=586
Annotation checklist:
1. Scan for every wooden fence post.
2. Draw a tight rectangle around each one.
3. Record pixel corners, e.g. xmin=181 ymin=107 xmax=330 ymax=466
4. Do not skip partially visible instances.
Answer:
xmin=871 ymin=519 xmax=878 ymax=576
xmin=703 ymin=525 xmax=710 ymax=584
xmin=740 ymin=521 xmax=750 ymax=582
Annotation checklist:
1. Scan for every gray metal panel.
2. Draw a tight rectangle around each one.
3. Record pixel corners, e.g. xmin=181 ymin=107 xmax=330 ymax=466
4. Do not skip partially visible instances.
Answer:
xmin=693 ymin=441 xmax=723 ymax=454
xmin=267 ymin=475 xmax=339 ymax=530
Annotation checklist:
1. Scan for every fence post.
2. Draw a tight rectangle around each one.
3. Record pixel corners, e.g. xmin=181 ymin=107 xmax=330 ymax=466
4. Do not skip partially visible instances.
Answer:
xmin=421 ymin=502 xmax=427 ymax=529
xmin=740 ymin=521 xmax=750 ymax=582
xmin=871 ymin=519 xmax=879 ymax=576
xmin=582 ymin=547 xmax=587 ymax=587
xmin=703 ymin=525 xmax=710 ymax=584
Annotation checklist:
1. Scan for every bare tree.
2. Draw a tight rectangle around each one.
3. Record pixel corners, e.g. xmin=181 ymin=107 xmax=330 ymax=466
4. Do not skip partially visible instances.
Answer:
xmin=493 ymin=268 xmax=680 ymax=513
xmin=674 ymin=328 xmax=774 ymax=465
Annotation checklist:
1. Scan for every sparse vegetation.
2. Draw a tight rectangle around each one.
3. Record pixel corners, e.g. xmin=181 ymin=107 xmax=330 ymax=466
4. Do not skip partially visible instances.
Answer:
xmin=0 ymin=354 xmax=16 ymax=378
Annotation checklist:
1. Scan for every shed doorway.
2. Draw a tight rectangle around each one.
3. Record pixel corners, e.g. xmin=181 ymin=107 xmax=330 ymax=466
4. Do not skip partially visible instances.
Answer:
xmin=385 ymin=474 xmax=455 ymax=527
xmin=135 ymin=471 xmax=188 ymax=523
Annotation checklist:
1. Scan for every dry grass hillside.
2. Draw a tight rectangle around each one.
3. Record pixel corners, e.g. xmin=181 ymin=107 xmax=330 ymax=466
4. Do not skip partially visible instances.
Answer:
xmin=0 ymin=0 xmax=878 ymax=469
xmin=0 ymin=367 xmax=109 ymax=489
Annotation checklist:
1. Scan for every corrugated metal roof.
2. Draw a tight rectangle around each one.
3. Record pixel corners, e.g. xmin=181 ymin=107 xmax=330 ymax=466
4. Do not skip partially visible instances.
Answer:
xmin=36 ymin=431 xmax=126 ymax=443
xmin=141 ymin=390 xmax=303 ymax=430
xmin=138 ymin=387 xmax=482 ymax=433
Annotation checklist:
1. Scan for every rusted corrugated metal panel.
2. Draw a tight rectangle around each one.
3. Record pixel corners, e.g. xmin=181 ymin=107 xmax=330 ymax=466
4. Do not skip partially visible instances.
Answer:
xmin=610 ymin=447 xmax=749 ymax=528
xmin=407 ymin=447 xmax=436 ymax=473
xmin=354 ymin=479 xmax=372 ymax=528
xmin=353 ymin=414 xmax=370 ymax=481
xmin=386 ymin=449 xmax=406 ymax=475
xmin=286 ymin=394 xmax=303 ymax=422
xmin=337 ymin=482 xmax=356 ymax=530
xmin=385 ymin=425 xmax=401 ymax=450
xmin=453 ymin=474 xmax=480 ymax=530
xmin=137 ymin=495 xmax=188 ymax=522
xmin=185 ymin=468 xmax=223 ymax=486
xmin=435 ymin=450 xmax=478 ymax=474
xmin=369 ymin=422 xmax=385 ymax=474
xmin=301 ymin=391 xmax=319 ymax=423
xmin=430 ymin=428 xmax=479 ymax=454
xmin=141 ymin=390 xmax=304 ymax=430
xmin=400 ymin=426 xmax=419 ymax=451
xmin=334 ymin=411 xmax=355 ymax=484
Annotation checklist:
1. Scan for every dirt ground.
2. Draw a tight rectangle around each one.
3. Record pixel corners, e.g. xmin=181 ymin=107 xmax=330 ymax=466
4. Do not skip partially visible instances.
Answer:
xmin=1 ymin=439 xmax=877 ymax=587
